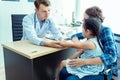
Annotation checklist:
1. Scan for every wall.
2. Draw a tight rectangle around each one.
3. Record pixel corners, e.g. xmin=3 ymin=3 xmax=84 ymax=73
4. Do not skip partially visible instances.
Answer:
xmin=79 ymin=0 xmax=120 ymax=34
xmin=0 ymin=0 xmax=34 ymax=71
xmin=50 ymin=0 xmax=75 ymax=25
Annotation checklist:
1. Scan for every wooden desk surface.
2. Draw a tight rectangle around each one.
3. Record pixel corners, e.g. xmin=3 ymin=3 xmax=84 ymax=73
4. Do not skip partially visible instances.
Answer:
xmin=2 ymin=40 xmax=62 ymax=59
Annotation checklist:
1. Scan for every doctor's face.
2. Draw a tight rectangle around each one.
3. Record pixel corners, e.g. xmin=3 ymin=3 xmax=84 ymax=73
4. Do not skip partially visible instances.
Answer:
xmin=35 ymin=4 xmax=50 ymax=21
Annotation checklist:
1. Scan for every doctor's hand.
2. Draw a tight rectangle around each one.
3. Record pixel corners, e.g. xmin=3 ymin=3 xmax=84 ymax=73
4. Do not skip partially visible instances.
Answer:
xmin=57 ymin=40 xmax=74 ymax=48
xmin=44 ymin=41 xmax=65 ymax=48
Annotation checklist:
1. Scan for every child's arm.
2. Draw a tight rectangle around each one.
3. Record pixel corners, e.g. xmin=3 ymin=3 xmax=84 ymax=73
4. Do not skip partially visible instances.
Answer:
xmin=59 ymin=40 xmax=96 ymax=50
xmin=69 ymin=49 xmax=83 ymax=59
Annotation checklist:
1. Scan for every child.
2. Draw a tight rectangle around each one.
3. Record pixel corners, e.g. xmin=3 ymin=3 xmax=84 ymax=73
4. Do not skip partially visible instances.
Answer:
xmin=55 ymin=17 xmax=104 ymax=80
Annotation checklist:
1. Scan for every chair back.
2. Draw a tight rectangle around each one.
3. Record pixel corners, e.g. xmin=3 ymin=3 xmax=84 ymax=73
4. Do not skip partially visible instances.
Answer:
xmin=114 ymin=33 xmax=120 ymax=57
xmin=11 ymin=14 xmax=26 ymax=41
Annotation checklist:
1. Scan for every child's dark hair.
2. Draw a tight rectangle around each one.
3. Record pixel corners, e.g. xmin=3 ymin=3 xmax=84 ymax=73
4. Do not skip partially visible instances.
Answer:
xmin=83 ymin=18 xmax=104 ymax=52
xmin=83 ymin=17 xmax=101 ymax=37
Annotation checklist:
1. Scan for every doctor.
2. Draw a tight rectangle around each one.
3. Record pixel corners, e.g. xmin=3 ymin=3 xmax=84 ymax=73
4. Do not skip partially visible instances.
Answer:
xmin=21 ymin=0 xmax=62 ymax=48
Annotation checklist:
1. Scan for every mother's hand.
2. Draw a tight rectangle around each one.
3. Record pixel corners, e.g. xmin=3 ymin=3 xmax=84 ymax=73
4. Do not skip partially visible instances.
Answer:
xmin=68 ymin=59 xmax=86 ymax=67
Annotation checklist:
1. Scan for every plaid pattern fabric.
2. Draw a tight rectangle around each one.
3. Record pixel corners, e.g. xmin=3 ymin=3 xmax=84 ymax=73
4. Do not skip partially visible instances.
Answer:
xmin=100 ymin=26 xmax=117 ymax=76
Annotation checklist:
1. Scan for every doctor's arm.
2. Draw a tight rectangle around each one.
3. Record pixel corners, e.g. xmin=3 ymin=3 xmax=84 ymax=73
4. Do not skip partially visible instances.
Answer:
xmin=22 ymin=16 xmax=62 ymax=48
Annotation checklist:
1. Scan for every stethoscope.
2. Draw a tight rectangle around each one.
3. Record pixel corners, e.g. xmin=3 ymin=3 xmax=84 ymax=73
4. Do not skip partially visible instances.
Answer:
xmin=34 ymin=12 xmax=44 ymax=29
xmin=34 ymin=12 xmax=37 ymax=29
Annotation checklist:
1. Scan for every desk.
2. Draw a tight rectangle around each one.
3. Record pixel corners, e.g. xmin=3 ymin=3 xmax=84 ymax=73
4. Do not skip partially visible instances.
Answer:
xmin=60 ymin=26 xmax=82 ymax=39
xmin=2 ymin=40 xmax=76 ymax=80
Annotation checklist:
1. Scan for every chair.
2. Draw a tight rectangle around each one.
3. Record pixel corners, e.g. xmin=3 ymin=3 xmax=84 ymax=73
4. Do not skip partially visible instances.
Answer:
xmin=11 ymin=14 xmax=26 ymax=41
xmin=114 ymin=33 xmax=120 ymax=58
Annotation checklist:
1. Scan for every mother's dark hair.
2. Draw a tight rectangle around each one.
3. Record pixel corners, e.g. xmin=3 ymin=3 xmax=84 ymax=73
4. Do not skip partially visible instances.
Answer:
xmin=85 ymin=6 xmax=104 ymax=23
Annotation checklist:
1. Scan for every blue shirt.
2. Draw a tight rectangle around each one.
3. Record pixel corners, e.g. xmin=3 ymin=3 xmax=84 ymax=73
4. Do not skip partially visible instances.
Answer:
xmin=71 ymin=25 xmax=118 ymax=76
xmin=21 ymin=13 xmax=62 ymax=45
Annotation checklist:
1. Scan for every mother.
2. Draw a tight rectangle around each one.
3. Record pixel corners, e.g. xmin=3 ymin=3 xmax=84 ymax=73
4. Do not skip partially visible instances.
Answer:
xmin=59 ymin=6 xmax=117 ymax=80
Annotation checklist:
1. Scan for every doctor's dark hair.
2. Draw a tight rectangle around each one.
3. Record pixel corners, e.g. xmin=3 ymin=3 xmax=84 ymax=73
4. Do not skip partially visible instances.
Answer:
xmin=85 ymin=6 xmax=104 ymax=23
xmin=34 ymin=0 xmax=51 ymax=9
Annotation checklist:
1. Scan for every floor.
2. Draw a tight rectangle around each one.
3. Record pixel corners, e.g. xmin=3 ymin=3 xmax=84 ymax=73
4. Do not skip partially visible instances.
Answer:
xmin=0 ymin=66 xmax=5 ymax=80
xmin=0 ymin=68 xmax=120 ymax=80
